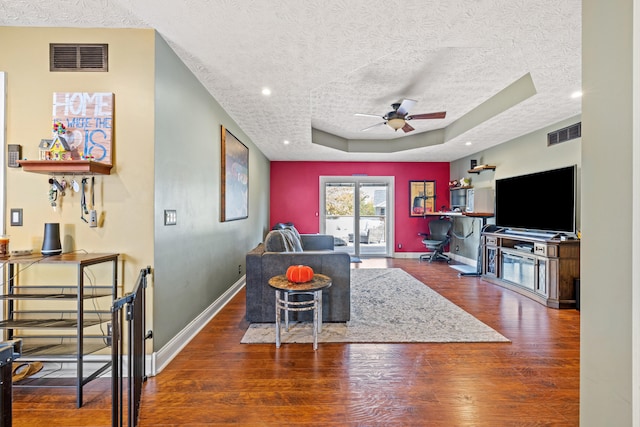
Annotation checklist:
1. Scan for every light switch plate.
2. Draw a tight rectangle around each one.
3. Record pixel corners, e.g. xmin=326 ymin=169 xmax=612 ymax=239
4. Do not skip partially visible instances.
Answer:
xmin=10 ymin=208 xmax=22 ymax=226
xmin=164 ymin=210 xmax=177 ymax=225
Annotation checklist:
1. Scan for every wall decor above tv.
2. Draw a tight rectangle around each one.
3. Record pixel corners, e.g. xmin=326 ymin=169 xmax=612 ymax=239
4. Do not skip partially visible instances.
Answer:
xmin=494 ymin=165 xmax=577 ymax=236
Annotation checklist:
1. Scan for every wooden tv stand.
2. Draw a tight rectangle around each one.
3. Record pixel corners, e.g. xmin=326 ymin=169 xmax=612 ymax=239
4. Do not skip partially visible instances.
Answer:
xmin=481 ymin=229 xmax=580 ymax=309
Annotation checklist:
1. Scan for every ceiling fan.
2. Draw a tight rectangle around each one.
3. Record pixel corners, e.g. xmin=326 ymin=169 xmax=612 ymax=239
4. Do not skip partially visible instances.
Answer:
xmin=355 ymin=99 xmax=446 ymax=133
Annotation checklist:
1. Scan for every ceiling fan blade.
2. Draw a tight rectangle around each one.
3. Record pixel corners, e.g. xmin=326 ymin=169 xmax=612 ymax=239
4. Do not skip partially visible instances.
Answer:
xmin=397 ymin=99 xmax=417 ymax=116
xmin=361 ymin=122 xmax=388 ymax=132
xmin=402 ymin=123 xmax=415 ymax=133
xmin=407 ymin=111 xmax=447 ymax=120
xmin=355 ymin=113 xmax=383 ymax=119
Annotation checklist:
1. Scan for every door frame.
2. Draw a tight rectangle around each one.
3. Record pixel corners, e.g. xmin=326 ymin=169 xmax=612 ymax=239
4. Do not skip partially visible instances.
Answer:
xmin=319 ymin=175 xmax=394 ymax=257
xmin=0 ymin=72 xmax=6 ymax=234
xmin=0 ymin=72 xmax=6 ymax=325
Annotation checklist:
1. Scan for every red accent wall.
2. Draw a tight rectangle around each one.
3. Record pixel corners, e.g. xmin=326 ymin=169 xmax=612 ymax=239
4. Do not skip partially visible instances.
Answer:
xmin=270 ymin=161 xmax=450 ymax=252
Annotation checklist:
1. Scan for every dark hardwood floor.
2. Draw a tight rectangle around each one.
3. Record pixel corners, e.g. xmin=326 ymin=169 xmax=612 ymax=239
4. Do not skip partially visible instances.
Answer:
xmin=11 ymin=258 xmax=580 ymax=426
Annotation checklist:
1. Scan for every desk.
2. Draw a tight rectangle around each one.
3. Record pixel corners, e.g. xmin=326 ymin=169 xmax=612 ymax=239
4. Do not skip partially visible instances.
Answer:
xmin=422 ymin=211 xmax=464 ymax=217
xmin=268 ymin=274 xmax=332 ymax=350
xmin=422 ymin=211 xmax=493 ymax=219
xmin=422 ymin=212 xmax=494 ymax=276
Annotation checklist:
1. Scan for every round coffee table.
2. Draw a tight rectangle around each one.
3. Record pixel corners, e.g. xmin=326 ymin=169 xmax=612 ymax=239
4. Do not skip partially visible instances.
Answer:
xmin=268 ymin=274 xmax=332 ymax=350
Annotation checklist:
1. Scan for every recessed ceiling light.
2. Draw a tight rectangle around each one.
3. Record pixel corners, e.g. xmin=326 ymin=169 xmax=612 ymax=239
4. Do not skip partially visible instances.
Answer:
xmin=571 ymin=91 xmax=582 ymax=99
xmin=261 ymin=87 xmax=271 ymax=96
xmin=465 ymin=141 xmax=472 ymax=146
xmin=283 ymin=140 xmax=290 ymax=145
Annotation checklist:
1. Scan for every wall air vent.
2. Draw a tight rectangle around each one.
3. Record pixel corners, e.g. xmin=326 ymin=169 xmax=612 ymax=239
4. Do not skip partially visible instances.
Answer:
xmin=548 ymin=122 xmax=581 ymax=146
xmin=50 ymin=44 xmax=108 ymax=72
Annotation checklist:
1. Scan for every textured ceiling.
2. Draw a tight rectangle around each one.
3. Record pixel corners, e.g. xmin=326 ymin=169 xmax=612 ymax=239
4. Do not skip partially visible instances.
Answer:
xmin=0 ymin=0 xmax=582 ymax=162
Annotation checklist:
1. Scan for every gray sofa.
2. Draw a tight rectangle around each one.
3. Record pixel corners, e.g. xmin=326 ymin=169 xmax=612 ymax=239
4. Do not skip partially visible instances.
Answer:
xmin=245 ymin=227 xmax=351 ymax=323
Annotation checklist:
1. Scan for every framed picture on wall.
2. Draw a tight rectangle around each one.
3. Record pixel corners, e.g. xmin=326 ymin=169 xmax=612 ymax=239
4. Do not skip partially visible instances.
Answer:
xmin=221 ymin=126 xmax=249 ymax=221
xmin=52 ymin=92 xmax=114 ymax=165
xmin=409 ymin=180 xmax=436 ymax=217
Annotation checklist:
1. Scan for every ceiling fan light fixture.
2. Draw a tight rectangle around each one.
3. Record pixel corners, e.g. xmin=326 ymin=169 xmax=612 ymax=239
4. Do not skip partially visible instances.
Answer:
xmin=356 ymin=100 xmax=446 ymax=134
xmin=387 ymin=118 xmax=405 ymax=131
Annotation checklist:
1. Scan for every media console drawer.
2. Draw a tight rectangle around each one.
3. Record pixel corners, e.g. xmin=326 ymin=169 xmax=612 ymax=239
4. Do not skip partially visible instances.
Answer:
xmin=534 ymin=243 xmax=547 ymax=256
xmin=534 ymin=243 xmax=558 ymax=257
xmin=485 ymin=236 xmax=498 ymax=246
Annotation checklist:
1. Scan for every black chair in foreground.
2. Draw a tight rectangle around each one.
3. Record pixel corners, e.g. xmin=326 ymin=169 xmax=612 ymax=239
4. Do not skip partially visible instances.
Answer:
xmin=418 ymin=218 xmax=453 ymax=262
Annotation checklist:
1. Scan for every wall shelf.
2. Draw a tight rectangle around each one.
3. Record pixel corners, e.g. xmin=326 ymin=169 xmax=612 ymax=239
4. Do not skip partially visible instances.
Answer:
xmin=468 ymin=165 xmax=496 ymax=174
xmin=17 ymin=160 xmax=112 ymax=175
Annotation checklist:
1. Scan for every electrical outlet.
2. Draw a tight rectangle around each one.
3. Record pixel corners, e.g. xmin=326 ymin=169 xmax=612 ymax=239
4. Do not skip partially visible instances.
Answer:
xmin=456 ymin=245 xmax=460 ymax=252
xmin=238 ymin=264 xmax=242 ymax=274
xmin=398 ymin=243 xmax=402 ymax=249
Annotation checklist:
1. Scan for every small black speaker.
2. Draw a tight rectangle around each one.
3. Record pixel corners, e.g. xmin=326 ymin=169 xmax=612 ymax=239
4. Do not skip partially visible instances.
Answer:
xmin=41 ymin=223 xmax=62 ymax=256
xmin=470 ymin=159 xmax=478 ymax=169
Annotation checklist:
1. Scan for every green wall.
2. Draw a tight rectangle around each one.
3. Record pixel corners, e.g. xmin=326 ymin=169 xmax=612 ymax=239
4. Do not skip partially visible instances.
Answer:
xmin=449 ymin=115 xmax=581 ymax=262
xmin=581 ymin=0 xmax=635 ymax=424
xmin=153 ymin=33 xmax=270 ymax=350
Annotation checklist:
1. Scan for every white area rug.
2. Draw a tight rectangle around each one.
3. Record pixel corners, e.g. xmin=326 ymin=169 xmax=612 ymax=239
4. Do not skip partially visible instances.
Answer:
xmin=241 ymin=268 xmax=510 ymax=344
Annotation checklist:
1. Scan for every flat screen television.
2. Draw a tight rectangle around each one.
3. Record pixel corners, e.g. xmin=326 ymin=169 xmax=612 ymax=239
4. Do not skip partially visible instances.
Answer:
xmin=495 ymin=165 xmax=576 ymax=235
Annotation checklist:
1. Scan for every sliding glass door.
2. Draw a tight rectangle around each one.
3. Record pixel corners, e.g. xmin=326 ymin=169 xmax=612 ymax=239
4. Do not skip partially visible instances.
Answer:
xmin=320 ymin=176 xmax=394 ymax=257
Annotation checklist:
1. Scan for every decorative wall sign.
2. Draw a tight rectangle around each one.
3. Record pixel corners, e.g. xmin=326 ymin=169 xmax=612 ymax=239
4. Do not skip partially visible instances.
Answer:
xmin=52 ymin=92 xmax=114 ymax=165
xmin=221 ymin=126 xmax=249 ymax=221
xmin=409 ymin=180 xmax=436 ymax=217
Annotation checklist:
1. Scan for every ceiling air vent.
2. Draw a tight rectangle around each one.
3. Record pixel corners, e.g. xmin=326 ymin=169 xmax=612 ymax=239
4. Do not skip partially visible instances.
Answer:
xmin=50 ymin=44 xmax=108 ymax=72
xmin=548 ymin=122 xmax=581 ymax=146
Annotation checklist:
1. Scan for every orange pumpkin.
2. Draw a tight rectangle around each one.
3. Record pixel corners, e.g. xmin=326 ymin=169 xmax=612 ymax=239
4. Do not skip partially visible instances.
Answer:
xmin=286 ymin=265 xmax=314 ymax=283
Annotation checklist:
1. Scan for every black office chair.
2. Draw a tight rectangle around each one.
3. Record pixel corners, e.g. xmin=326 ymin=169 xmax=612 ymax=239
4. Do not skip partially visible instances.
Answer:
xmin=419 ymin=218 xmax=453 ymax=262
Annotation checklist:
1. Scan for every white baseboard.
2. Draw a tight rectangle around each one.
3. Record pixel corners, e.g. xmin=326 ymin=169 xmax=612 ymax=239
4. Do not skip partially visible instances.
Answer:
xmin=392 ymin=252 xmax=476 ymax=268
xmin=77 ymin=254 xmax=479 ymax=379
xmin=147 ymin=254 xmax=478 ymax=376
xmin=150 ymin=275 xmax=245 ymax=376
xmin=21 ymin=356 xmax=112 ymax=379
xmin=392 ymin=252 xmax=424 ymax=258
xmin=19 ymin=272 xmax=245 ymax=379
xmin=45 ymin=276 xmax=247 ymax=378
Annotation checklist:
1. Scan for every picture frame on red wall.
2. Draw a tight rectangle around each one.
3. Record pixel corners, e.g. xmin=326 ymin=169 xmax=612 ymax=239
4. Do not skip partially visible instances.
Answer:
xmin=409 ymin=180 xmax=435 ymax=217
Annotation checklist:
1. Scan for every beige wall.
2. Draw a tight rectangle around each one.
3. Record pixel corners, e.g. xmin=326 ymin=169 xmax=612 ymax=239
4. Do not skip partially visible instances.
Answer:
xmin=0 ymin=27 xmax=156 ymax=290
xmin=1 ymin=27 xmax=273 ymax=356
